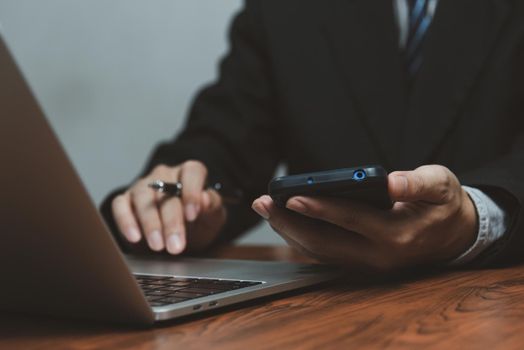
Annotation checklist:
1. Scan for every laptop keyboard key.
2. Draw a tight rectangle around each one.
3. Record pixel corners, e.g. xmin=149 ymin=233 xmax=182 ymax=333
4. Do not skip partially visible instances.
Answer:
xmin=145 ymin=280 xmax=168 ymax=286
xmin=148 ymin=290 xmax=171 ymax=297
xmin=149 ymin=302 xmax=165 ymax=307
xmin=167 ymin=281 xmax=193 ymax=287
xmin=160 ymin=286 xmax=187 ymax=292
xmin=146 ymin=296 xmax=164 ymax=302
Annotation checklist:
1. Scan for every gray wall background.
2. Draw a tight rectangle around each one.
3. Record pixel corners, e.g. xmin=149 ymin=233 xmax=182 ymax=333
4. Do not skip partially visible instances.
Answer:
xmin=0 ymin=0 xmax=284 ymax=245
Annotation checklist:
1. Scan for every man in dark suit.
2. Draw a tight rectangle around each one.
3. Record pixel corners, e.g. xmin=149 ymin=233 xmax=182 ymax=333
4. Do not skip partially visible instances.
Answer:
xmin=102 ymin=0 xmax=524 ymax=270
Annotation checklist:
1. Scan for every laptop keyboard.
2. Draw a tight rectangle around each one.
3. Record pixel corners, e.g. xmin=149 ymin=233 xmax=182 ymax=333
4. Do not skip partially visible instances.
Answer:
xmin=134 ymin=274 xmax=263 ymax=307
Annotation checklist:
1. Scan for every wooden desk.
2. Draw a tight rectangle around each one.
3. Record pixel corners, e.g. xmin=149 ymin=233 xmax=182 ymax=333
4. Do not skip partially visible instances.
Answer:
xmin=2 ymin=245 xmax=524 ymax=349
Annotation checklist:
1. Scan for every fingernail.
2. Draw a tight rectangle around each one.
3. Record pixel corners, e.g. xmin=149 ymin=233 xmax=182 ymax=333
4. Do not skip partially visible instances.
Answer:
xmin=252 ymin=202 xmax=270 ymax=220
xmin=167 ymin=233 xmax=184 ymax=254
xmin=127 ymin=227 xmax=141 ymax=243
xmin=286 ymin=198 xmax=307 ymax=214
xmin=148 ymin=230 xmax=164 ymax=251
xmin=185 ymin=203 xmax=199 ymax=222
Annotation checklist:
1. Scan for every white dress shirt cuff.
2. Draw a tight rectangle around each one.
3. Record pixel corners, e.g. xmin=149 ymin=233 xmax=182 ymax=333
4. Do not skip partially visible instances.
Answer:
xmin=449 ymin=186 xmax=508 ymax=266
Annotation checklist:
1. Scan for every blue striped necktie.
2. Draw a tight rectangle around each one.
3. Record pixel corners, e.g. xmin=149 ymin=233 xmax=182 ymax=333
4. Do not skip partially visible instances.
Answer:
xmin=405 ymin=0 xmax=435 ymax=76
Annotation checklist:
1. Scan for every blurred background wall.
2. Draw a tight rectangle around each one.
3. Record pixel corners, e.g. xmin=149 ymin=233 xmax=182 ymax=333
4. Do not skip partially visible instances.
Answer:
xmin=0 ymin=0 xmax=284 ymax=245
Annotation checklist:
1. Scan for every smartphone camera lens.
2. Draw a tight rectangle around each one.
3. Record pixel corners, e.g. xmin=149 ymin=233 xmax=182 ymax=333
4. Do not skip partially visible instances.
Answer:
xmin=306 ymin=177 xmax=314 ymax=185
xmin=352 ymin=169 xmax=366 ymax=181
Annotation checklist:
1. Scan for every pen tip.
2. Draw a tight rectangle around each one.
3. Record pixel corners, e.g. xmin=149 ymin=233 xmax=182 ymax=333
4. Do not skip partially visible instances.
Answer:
xmin=148 ymin=180 xmax=164 ymax=190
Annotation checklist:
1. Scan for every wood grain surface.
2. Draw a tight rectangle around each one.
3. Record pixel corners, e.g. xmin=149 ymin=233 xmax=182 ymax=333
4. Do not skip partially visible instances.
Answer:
xmin=2 ymin=245 xmax=524 ymax=350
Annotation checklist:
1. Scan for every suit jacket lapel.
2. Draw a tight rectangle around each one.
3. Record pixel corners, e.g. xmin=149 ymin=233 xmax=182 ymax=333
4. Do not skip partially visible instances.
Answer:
xmin=321 ymin=0 xmax=408 ymax=169
xmin=398 ymin=0 xmax=512 ymax=168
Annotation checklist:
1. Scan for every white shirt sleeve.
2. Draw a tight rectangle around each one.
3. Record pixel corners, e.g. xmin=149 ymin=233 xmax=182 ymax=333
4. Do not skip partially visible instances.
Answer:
xmin=449 ymin=186 xmax=509 ymax=265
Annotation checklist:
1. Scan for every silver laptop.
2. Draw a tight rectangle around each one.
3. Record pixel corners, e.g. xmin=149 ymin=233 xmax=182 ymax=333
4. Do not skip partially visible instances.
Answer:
xmin=0 ymin=31 xmax=337 ymax=325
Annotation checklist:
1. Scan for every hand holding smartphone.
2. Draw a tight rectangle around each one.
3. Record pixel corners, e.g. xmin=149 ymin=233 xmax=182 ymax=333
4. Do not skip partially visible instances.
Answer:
xmin=268 ymin=165 xmax=392 ymax=209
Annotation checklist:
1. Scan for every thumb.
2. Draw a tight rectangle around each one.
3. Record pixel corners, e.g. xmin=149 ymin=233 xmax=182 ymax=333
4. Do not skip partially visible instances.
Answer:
xmin=388 ymin=165 xmax=456 ymax=204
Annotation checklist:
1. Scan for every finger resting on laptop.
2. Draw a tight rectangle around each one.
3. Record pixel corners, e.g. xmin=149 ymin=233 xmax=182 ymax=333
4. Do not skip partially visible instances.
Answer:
xmin=112 ymin=191 xmax=141 ymax=243
xmin=179 ymin=160 xmax=208 ymax=222
xmin=160 ymin=196 xmax=186 ymax=255
xmin=131 ymin=179 xmax=165 ymax=252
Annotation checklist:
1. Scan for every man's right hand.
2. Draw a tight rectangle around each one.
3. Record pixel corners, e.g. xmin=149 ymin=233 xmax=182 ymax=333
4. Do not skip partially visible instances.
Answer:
xmin=111 ymin=160 xmax=227 ymax=255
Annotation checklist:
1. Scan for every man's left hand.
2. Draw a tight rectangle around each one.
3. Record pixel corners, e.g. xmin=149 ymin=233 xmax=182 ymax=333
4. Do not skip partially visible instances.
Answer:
xmin=252 ymin=165 xmax=478 ymax=271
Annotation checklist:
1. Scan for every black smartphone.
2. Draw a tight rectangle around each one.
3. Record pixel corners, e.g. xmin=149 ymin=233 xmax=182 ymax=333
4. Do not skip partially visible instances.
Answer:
xmin=268 ymin=165 xmax=392 ymax=209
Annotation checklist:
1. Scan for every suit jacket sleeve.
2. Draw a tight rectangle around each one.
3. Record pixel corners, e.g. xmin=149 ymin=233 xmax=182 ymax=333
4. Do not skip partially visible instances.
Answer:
xmin=100 ymin=0 xmax=281 ymax=248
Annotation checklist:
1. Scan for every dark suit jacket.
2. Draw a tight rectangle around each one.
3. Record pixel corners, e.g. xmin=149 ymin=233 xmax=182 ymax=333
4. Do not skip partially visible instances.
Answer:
xmin=102 ymin=0 xmax=524 ymax=266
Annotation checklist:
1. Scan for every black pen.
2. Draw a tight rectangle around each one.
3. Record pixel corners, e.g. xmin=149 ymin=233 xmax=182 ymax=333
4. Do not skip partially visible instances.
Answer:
xmin=148 ymin=180 xmax=243 ymax=205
